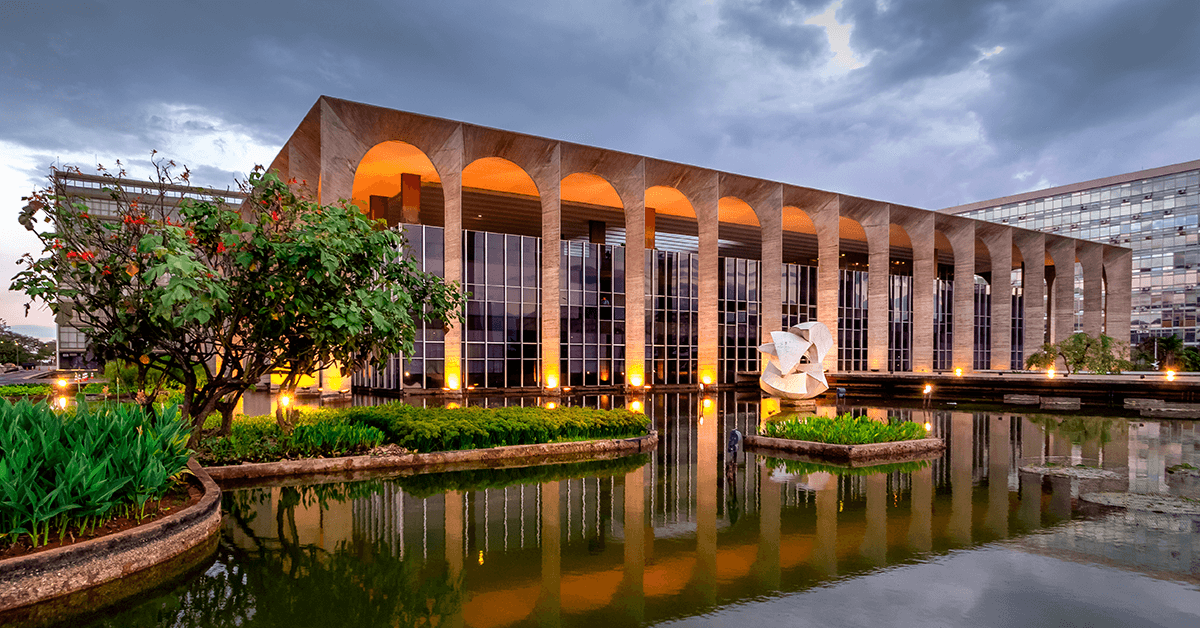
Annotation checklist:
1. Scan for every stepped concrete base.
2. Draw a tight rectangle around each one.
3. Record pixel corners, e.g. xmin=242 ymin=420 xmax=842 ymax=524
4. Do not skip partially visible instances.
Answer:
xmin=1004 ymin=394 xmax=1041 ymax=405
xmin=1142 ymin=404 xmax=1200 ymax=419
xmin=1040 ymin=397 xmax=1081 ymax=411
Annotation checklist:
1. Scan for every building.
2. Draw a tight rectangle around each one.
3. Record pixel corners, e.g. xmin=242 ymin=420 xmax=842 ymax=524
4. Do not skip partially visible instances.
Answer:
xmin=263 ymin=97 xmax=1128 ymax=393
xmin=943 ymin=160 xmax=1200 ymax=349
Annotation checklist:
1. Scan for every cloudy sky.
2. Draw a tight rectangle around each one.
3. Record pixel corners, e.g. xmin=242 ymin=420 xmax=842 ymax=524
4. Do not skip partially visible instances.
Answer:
xmin=3 ymin=0 xmax=1199 ymax=338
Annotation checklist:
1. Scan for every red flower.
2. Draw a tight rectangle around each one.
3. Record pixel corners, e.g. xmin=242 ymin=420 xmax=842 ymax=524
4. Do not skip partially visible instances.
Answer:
xmin=216 ymin=242 xmax=226 ymax=253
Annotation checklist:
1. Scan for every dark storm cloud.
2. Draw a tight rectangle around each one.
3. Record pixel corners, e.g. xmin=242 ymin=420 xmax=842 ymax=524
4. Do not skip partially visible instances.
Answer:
xmin=717 ymin=0 xmax=830 ymax=67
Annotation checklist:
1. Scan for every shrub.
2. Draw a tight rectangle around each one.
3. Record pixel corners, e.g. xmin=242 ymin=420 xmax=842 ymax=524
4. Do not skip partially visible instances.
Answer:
xmin=0 ymin=398 xmax=192 ymax=547
xmin=197 ymin=411 xmax=384 ymax=465
xmin=759 ymin=413 xmax=927 ymax=445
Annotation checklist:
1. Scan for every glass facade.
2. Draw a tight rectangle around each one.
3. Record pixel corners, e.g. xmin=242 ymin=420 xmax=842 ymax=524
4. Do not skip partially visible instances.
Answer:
xmin=837 ymin=268 xmax=868 ymax=371
xmin=956 ymin=166 xmax=1200 ymax=347
xmin=889 ymin=270 xmax=913 ymax=372
xmin=781 ymin=263 xmax=818 ymax=329
xmin=646 ymin=250 xmax=699 ymax=385
xmin=718 ymin=257 xmax=761 ymax=383
xmin=464 ymin=230 xmax=542 ymax=388
xmin=560 ymin=241 xmax=626 ymax=387
xmin=973 ymin=276 xmax=991 ymax=370
xmin=933 ymin=266 xmax=954 ymax=370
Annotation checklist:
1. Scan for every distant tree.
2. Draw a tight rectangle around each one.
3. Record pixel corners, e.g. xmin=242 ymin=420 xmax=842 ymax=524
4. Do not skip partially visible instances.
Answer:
xmin=1131 ymin=335 xmax=1194 ymax=371
xmin=1025 ymin=332 xmax=1132 ymax=374
xmin=0 ymin=320 xmax=54 ymax=365
xmin=13 ymin=158 xmax=463 ymax=443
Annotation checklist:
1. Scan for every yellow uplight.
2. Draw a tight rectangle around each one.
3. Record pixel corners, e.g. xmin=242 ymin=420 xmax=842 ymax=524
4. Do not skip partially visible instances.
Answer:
xmin=702 ymin=398 xmax=713 ymax=409
xmin=57 ymin=378 xmax=67 ymax=388
xmin=954 ymin=368 xmax=963 ymax=377
xmin=923 ymin=384 xmax=932 ymax=394
xmin=447 ymin=402 xmax=461 ymax=409
xmin=1166 ymin=370 xmax=1176 ymax=381
xmin=446 ymin=373 xmax=460 ymax=390
xmin=924 ymin=422 xmax=932 ymax=431
xmin=629 ymin=373 xmax=643 ymax=387
xmin=279 ymin=394 xmax=291 ymax=408
xmin=546 ymin=402 xmax=556 ymax=410
xmin=629 ymin=400 xmax=643 ymax=413
xmin=701 ymin=375 xmax=712 ymax=385
xmin=1047 ymin=368 xmax=1056 ymax=379
xmin=546 ymin=374 xmax=558 ymax=389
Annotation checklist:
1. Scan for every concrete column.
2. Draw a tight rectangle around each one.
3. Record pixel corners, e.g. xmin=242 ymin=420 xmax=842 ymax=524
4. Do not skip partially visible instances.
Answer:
xmin=535 ymin=481 xmax=561 ymax=627
xmin=947 ymin=223 xmax=976 ymax=372
xmin=760 ymin=189 xmax=784 ymax=355
xmin=908 ymin=465 xmax=932 ymax=552
xmin=864 ymin=206 xmax=890 ymax=371
xmin=1103 ymin=247 xmax=1133 ymax=347
xmin=1048 ymin=237 xmax=1076 ymax=344
xmin=814 ymin=199 xmax=841 ymax=372
xmin=949 ymin=412 xmax=973 ymax=545
xmin=1079 ymin=243 xmax=1104 ymax=337
xmin=907 ymin=213 xmax=936 ymax=373
xmin=1015 ymin=232 xmax=1046 ymax=359
xmin=987 ymin=415 xmax=1010 ymax=538
xmin=541 ymin=146 xmax=563 ymax=388
xmin=696 ymin=175 xmax=721 ymax=384
xmin=622 ymin=161 xmax=648 ymax=387
xmin=755 ymin=463 xmax=781 ymax=590
xmin=861 ymin=472 xmax=887 ymax=565
xmin=1019 ymin=418 xmax=1043 ymax=529
xmin=620 ymin=466 xmax=645 ymax=624
xmin=435 ymin=126 xmax=466 ymax=390
xmin=983 ymin=228 xmax=1013 ymax=370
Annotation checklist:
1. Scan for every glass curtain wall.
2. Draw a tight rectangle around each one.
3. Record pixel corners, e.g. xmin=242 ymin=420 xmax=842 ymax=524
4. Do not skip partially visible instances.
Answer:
xmin=933 ymin=265 xmax=954 ymax=370
xmin=889 ymin=262 xmax=913 ymax=371
xmin=646 ymin=250 xmax=699 ymax=385
xmin=718 ymin=257 xmax=761 ymax=384
xmin=1011 ymin=267 xmax=1025 ymax=369
xmin=353 ymin=224 xmax=446 ymax=390
xmin=837 ymin=268 xmax=868 ymax=371
xmin=464 ymin=230 xmax=541 ymax=388
xmin=560 ymin=241 xmax=626 ymax=387
xmin=782 ymin=263 xmax=818 ymax=329
xmin=973 ymin=276 xmax=992 ymax=370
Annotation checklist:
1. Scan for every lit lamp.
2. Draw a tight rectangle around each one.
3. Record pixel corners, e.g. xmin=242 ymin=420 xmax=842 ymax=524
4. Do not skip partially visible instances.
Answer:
xmin=702 ymin=397 xmax=713 ymax=409
xmin=923 ymin=384 xmax=933 ymax=395
xmin=1166 ymin=370 xmax=1176 ymax=382
xmin=1046 ymin=368 xmax=1056 ymax=379
xmin=629 ymin=400 xmax=643 ymax=413
xmin=629 ymin=373 xmax=643 ymax=388
xmin=445 ymin=373 xmax=460 ymax=390
xmin=924 ymin=421 xmax=932 ymax=431
xmin=279 ymin=394 xmax=291 ymax=408
xmin=701 ymin=375 xmax=712 ymax=386
xmin=57 ymin=378 xmax=67 ymax=389
xmin=546 ymin=401 xmax=556 ymax=410
xmin=954 ymin=367 xmax=963 ymax=377
xmin=545 ymin=374 xmax=558 ymax=389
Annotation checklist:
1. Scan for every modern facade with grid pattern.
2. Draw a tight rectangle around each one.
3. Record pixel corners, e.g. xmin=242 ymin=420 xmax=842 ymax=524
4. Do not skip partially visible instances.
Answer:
xmin=272 ymin=97 xmax=1127 ymax=393
xmin=944 ymin=159 xmax=1199 ymax=349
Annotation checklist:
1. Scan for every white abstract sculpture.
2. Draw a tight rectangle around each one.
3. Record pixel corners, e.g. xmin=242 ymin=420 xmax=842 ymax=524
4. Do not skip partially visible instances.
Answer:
xmin=758 ymin=321 xmax=832 ymax=400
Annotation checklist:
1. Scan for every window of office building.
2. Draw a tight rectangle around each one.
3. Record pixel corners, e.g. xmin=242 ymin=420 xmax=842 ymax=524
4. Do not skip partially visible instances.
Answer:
xmin=838 ymin=268 xmax=868 ymax=371
xmin=718 ymin=257 xmax=761 ymax=383
xmin=646 ymin=250 xmax=699 ymax=385
xmin=973 ymin=276 xmax=991 ymax=370
xmin=1011 ymin=267 xmax=1024 ymax=370
xmin=560 ymin=241 xmax=625 ymax=387
xmin=465 ymin=230 xmax=541 ymax=388
xmin=353 ymin=224 xmax=446 ymax=390
xmin=782 ymin=263 xmax=818 ymax=329
xmin=933 ymin=265 xmax=954 ymax=370
xmin=889 ymin=266 xmax=913 ymax=372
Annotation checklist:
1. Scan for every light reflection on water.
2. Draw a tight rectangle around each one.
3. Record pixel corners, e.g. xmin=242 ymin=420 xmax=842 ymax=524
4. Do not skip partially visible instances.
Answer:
xmin=77 ymin=394 xmax=1200 ymax=627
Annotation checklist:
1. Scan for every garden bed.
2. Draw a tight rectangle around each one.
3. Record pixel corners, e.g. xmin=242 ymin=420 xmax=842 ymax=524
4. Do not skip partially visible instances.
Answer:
xmin=746 ymin=413 xmax=944 ymax=463
xmin=206 ymin=431 xmax=658 ymax=486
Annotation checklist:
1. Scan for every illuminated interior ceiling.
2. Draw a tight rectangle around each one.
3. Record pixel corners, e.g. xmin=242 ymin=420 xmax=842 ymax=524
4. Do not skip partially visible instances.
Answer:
xmin=645 ymin=185 xmax=694 ymax=218
xmin=352 ymin=141 xmax=440 ymax=209
xmin=718 ymin=197 xmax=759 ymax=226
xmin=889 ymin=223 xmax=912 ymax=249
xmin=462 ymin=157 xmax=539 ymax=196
xmin=782 ymin=206 xmax=816 ymax=234
xmin=838 ymin=216 xmax=867 ymax=242
xmin=561 ymin=172 xmax=622 ymax=208
xmin=1012 ymin=244 xmax=1024 ymax=267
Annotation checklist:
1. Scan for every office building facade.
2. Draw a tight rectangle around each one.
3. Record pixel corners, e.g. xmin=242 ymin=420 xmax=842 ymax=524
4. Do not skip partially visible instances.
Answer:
xmin=944 ymin=160 xmax=1200 ymax=348
xmin=266 ymin=97 xmax=1128 ymax=393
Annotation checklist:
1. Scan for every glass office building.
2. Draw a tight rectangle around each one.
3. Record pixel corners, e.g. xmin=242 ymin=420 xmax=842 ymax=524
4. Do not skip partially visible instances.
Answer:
xmin=946 ymin=160 xmax=1200 ymax=348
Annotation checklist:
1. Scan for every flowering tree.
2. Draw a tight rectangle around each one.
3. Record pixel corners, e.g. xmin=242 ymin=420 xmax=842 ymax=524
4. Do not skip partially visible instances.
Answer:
xmin=13 ymin=158 xmax=462 ymax=443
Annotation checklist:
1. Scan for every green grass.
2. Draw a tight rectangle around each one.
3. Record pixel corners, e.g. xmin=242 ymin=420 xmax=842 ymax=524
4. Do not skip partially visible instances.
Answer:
xmin=759 ymin=413 xmax=928 ymax=445
xmin=196 ymin=402 xmax=649 ymax=466
xmin=0 ymin=398 xmax=192 ymax=547
xmin=0 ymin=383 xmax=53 ymax=397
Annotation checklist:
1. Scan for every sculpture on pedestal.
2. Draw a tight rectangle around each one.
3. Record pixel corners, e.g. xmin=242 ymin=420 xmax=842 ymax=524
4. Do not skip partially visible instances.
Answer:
xmin=758 ymin=322 xmax=832 ymax=400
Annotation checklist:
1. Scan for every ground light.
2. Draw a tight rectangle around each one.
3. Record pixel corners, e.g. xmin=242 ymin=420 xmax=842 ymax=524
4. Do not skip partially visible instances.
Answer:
xmin=279 ymin=394 xmax=291 ymax=408
xmin=629 ymin=400 xmax=643 ymax=413
xmin=954 ymin=368 xmax=962 ymax=377
xmin=1047 ymin=368 xmax=1056 ymax=378
xmin=1166 ymin=370 xmax=1176 ymax=382
xmin=923 ymin=384 xmax=932 ymax=394
xmin=545 ymin=402 xmax=556 ymax=410
xmin=924 ymin=421 xmax=932 ymax=431
xmin=57 ymin=378 xmax=67 ymax=389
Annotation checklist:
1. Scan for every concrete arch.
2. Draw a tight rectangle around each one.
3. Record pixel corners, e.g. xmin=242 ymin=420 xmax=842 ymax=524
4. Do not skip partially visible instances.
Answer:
xmin=782 ymin=206 xmax=818 ymax=266
xmin=352 ymin=140 xmax=441 ymax=227
xmin=461 ymin=157 xmax=542 ymax=238
xmin=718 ymin=196 xmax=762 ymax=260
xmin=646 ymin=185 xmax=698 ymax=253
xmin=561 ymin=172 xmax=624 ymax=244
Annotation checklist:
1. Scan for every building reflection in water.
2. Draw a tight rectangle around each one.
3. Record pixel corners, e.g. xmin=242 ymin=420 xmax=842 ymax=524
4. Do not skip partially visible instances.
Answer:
xmin=183 ymin=395 xmax=1200 ymax=628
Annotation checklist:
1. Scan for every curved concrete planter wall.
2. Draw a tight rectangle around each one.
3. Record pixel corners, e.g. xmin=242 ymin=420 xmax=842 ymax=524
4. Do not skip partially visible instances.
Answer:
xmin=745 ymin=434 xmax=945 ymax=464
xmin=0 ymin=460 xmax=222 ymax=625
xmin=207 ymin=432 xmax=659 ymax=486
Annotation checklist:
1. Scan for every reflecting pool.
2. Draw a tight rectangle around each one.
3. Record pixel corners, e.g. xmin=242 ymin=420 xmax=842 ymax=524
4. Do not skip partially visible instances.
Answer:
xmin=73 ymin=395 xmax=1200 ymax=627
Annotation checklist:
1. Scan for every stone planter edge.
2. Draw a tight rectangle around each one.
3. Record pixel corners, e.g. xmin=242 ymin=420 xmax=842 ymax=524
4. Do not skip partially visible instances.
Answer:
xmin=0 ymin=459 xmax=222 ymax=614
xmin=743 ymin=434 xmax=945 ymax=462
